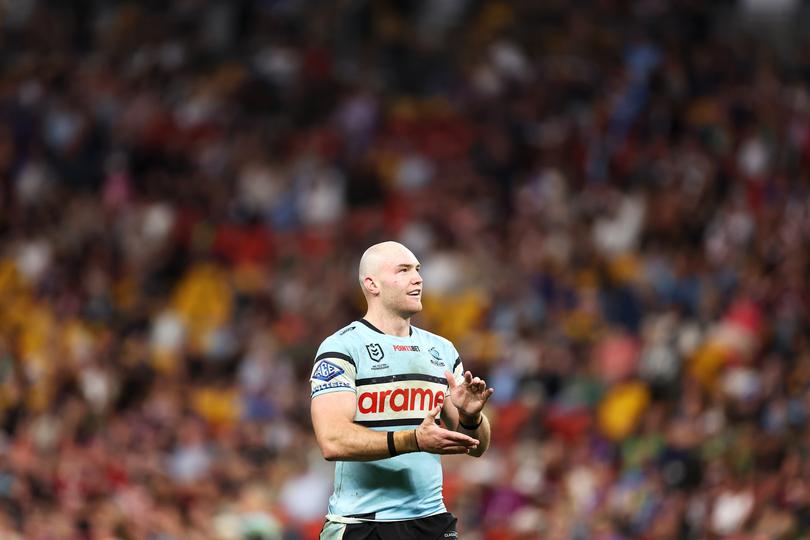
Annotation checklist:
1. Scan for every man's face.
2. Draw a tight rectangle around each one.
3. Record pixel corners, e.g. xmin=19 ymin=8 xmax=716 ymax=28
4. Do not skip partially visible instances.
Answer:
xmin=377 ymin=250 xmax=423 ymax=317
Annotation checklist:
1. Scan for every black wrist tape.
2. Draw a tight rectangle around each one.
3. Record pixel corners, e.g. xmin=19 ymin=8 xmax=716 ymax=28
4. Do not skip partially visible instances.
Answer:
xmin=387 ymin=431 xmax=398 ymax=457
xmin=459 ymin=416 xmax=483 ymax=430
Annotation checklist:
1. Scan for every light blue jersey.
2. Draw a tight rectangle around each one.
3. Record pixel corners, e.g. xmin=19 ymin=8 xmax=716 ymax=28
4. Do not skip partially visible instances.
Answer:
xmin=310 ymin=319 xmax=465 ymax=521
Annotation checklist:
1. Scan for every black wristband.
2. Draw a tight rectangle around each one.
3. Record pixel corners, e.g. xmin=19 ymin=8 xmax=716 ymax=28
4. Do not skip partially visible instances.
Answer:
xmin=459 ymin=415 xmax=483 ymax=430
xmin=387 ymin=431 xmax=398 ymax=457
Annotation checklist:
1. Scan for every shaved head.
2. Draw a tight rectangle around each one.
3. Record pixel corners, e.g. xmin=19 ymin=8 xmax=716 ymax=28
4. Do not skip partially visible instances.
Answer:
xmin=358 ymin=241 xmax=415 ymax=286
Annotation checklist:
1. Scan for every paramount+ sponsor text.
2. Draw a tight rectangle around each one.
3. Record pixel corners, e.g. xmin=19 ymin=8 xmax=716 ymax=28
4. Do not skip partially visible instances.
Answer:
xmin=357 ymin=387 xmax=445 ymax=414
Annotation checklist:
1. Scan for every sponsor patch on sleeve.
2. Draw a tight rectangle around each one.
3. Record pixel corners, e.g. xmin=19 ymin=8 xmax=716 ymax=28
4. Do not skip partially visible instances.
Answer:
xmin=312 ymin=360 xmax=345 ymax=382
xmin=311 ymin=381 xmax=353 ymax=397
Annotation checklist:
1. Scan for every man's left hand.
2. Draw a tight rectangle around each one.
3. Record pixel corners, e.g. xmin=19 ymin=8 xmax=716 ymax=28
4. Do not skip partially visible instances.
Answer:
xmin=445 ymin=370 xmax=494 ymax=423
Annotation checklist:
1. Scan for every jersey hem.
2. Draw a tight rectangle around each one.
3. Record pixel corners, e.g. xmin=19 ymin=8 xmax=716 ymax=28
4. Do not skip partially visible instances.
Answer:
xmin=326 ymin=508 xmax=447 ymax=523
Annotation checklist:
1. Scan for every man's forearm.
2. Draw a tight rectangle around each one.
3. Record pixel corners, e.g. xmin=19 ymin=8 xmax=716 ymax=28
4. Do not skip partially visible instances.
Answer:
xmin=319 ymin=423 xmax=419 ymax=462
xmin=457 ymin=414 xmax=490 ymax=457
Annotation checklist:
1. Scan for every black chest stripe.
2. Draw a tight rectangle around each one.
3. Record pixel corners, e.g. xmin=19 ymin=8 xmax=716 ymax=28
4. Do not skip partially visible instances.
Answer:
xmin=355 ymin=418 xmax=441 ymax=427
xmin=355 ymin=373 xmax=447 ymax=386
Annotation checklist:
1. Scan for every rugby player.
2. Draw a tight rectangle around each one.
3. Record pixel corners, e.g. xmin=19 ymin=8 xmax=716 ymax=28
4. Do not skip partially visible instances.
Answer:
xmin=310 ymin=241 xmax=493 ymax=539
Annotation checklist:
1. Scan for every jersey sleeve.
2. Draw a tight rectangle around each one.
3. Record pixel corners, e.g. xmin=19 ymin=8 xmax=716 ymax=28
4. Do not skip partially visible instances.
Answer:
xmin=446 ymin=345 xmax=464 ymax=397
xmin=311 ymin=335 xmax=357 ymax=399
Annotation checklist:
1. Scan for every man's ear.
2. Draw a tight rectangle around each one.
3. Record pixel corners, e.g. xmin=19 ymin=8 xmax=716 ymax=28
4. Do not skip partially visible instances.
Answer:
xmin=364 ymin=276 xmax=379 ymax=296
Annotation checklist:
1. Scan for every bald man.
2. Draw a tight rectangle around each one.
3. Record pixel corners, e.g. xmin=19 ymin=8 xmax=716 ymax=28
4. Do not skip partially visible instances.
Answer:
xmin=310 ymin=241 xmax=493 ymax=539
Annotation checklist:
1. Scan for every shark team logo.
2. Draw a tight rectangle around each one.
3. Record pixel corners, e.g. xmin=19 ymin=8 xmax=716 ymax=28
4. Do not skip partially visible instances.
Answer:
xmin=366 ymin=343 xmax=385 ymax=362
xmin=312 ymin=360 xmax=345 ymax=382
xmin=428 ymin=347 xmax=445 ymax=367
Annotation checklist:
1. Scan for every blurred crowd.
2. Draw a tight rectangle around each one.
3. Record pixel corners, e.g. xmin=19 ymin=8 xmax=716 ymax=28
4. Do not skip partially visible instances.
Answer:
xmin=1 ymin=0 xmax=810 ymax=538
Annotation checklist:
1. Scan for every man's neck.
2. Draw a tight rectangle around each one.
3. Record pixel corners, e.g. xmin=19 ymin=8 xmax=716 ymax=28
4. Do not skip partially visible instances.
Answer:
xmin=362 ymin=310 xmax=412 ymax=337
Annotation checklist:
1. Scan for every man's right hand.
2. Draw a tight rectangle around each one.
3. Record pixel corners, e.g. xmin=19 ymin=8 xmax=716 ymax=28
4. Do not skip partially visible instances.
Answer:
xmin=415 ymin=405 xmax=479 ymax=454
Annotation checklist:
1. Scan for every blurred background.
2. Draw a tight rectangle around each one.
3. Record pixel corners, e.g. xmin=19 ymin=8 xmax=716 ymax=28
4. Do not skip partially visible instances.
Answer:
xmin=1 ymin=0 xmax=810 ymax=538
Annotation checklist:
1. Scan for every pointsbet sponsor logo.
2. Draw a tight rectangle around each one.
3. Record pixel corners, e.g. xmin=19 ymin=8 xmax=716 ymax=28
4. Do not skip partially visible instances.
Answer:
xmin=357 ymin=387 xmax=445 ymax=414
xmin=392 ymin=345 xmax=420 ymax=352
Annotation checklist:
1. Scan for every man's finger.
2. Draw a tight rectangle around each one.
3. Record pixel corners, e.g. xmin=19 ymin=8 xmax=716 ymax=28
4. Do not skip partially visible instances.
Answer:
xmin=444 ymin=371 xmax=456 ymax=389
xmin=423 ymin=425 xmax=479 ymax=448
xmin=441 ymin=446 xmax=474 ymax=455
xmin=464 ymin=371 xmax=473 ymax=384
xmin=443 ymin=432 xmax=479 ymax=446
xmin=424 ymin=405 xmax=442 ymax=422
xmin=434 ymin=426 xmax=478 ymax=446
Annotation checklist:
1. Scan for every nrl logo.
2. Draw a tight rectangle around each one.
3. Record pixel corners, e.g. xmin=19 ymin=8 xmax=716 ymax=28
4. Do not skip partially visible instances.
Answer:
xmin=365 ymin=343 xmax=384 ymax=362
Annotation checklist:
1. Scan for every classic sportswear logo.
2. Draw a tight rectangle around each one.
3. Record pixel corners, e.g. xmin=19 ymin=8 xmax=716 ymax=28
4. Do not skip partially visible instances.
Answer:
xmin=392 ymin=345 xmax=420 ymax=352
xmin=357 ymin=387 xmax=445 ymax=414
xmin=312 ymin=360 xmax=344 ymax=382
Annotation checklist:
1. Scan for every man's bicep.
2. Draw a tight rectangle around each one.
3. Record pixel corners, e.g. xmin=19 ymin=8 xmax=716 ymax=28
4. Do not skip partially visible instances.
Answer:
xmin=311 ymin=392 xmax=357 ymax=439
xmin=311 ymin=392 xmax=360 ymax=460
